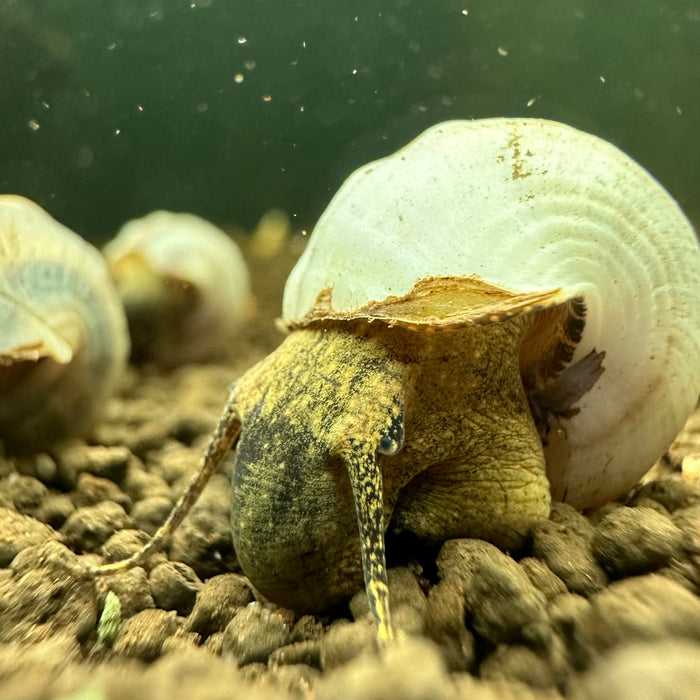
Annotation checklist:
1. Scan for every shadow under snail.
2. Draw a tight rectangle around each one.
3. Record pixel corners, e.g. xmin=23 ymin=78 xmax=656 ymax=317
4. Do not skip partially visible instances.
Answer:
xmin=93 ymin=118 xmax=700 ymax=644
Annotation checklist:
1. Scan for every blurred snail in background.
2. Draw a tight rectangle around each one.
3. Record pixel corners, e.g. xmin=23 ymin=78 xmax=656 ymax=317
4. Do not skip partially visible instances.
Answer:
xmin=104 ymin=211 xmax=254 ymax=367
xmin=94 ymin=119 xmax=700 ymax=644
xmin=0 ymin=195 xmax=129 ymax=453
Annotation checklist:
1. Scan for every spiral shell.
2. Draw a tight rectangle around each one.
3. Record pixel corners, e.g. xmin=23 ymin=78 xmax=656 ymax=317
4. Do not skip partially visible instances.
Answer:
xmin=283 ymin=118 xmax=700 ymax=508
xmin=104 ymin=211 xmax=253 ymax=366
xmin=0 ymin=195 xmax=129 ymax=453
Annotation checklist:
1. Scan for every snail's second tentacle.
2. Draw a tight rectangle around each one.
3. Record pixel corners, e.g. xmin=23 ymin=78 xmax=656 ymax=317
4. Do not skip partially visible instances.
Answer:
xmin=341 ymin=441 xmax=394 ymax=647
xmin=87 ymin=396 xmax=242 ymax=577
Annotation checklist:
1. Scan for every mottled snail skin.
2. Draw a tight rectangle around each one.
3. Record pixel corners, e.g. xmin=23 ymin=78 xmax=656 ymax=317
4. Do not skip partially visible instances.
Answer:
xmin=0 ymin=195 xmax=129 ymax=453
xmin=104 ymin=211 xmax=253 ymax=366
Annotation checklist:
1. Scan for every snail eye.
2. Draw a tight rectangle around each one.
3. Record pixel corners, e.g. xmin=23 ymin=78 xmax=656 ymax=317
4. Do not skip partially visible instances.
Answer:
xmin=377 ymin=413 xmax=404 ymax=456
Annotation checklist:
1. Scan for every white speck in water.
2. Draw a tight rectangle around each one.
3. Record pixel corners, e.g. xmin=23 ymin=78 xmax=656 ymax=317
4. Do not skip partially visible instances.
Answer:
xmin=106 ymin=42 xmax=117 ymax=51
xmin=114 ymin=128 xmax=121 ymax=135
xmin=234 ymin=73 xmax=244 ymax=83
xmin=196 ymin=102 xmax=208 ymax=113
xmin=461 ymin=9 xmax=469 ymax=15
xmin=301 ymin=40 xmax=307 ymax=48
xmin=527 ymin=96 xmax=537 ymax=107
xmin=263 ymin=94 xmax=272 ymax=102
xmin=301 ymin=229 xmax=308 ymax=236
xmin=354 ymin=15 xmax=358 ymax=21
xmin=245 ymin=60 xmax=256 ymax=70
xmin=497 ymin=46 xmax=508 ymax=56
xmin=352 ymin=68 xmax=358 ymax=75
xmin=41 ymin=101 xmax=50 ymax=109
xmin=599 ymin=75 xmax=606 ymax=83
xmin=299 ymin=105 xmax=305 ymax=112
xmin=237 ymin=36 xmax=247 ymax=44
xmin=137 ymin=104 xmax=144 ymax=112
xmin=417 ymin=104 xmax=428 ymax=112
xmin=27 ymin=119 xmax=40 ymax=131
xmin=676 ymin=105 xmax=683 ymax=114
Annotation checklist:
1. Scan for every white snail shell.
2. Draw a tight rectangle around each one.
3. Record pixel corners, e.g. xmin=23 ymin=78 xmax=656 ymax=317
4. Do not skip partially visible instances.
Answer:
xmin=283 ymin=118 xmax=700 ymax=508
xmin=0 ymin=195 xmax=129 ymax=452
xmin=104 ymin=211 xmax=253 ymax=366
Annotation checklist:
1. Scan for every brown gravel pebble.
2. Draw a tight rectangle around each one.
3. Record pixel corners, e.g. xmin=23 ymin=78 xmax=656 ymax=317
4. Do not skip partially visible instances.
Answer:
xmin=575 ymin=574 xmax=700 ymax=655
xmin=222 ymin=604 xmax=291 ymax=665
xmin=316 ymin=636 xmax=454 ymax=700
xmin=531 ymin=518 xmax=608 ymax=597
xmin=0 ymin=474 xmax=48 ymax=513
xmin=1 ymin=540 xmax=97 ymax=644
xmin=269 ymin=639 xmax=323 ymax=669
xmin=592 ymin=506 xmax=688 ymax=577
xmin=96 ymin=567 xmax=155 ymax=618
xmin=629 ymin=475 xmax=700 ymax=512
xmin=437 ymin=539 xmax=550 ymax=648
xmin=72 ymin=471 xmax=132 ymax=510
xmin=131 ymin=495 xmax=175 ymax=535
xmin=424 ymin=578 xmax=476 ymax=672
xmin=479 ymin=644 xmax=559 ymax=689
xmin=149 ymin=560 xmax=201 ymax=615
xmin=572 ymin=639 xmax=700 ymax=700
xmin=113 ymin=608 xmax=181 ymax=660
xmin=518 ymin=557 xmax=568 ymax=601
xmin=31 ymin=492 xmax=75 ymax=528
xmin=0 ymin=507 xmax=56 ymax=566
xmin=184 ymin=572 xmax=255 ymax=637
xmin=320 ymin=618 xmax=376 ymax=670
xmin=53 ymin=442 xmax=131 ymax=487
xmin=61 ymin=500 xmax=133 ymax=552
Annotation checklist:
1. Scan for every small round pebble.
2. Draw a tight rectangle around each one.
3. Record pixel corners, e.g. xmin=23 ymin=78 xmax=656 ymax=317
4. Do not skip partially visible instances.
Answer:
xmin=149 ymin=560 xmax=201 ymax=615
xmin=130 ymin=495 xmax=173 ymax=535
xmin=592 ymin=506 xmax=687 ymax=577
xmin=0 ymin=507 xmax=56 ymax=566
xmin=113 ymin=608 xmax=180 ymax=661
xmin=222 ymin=604 xmax=291 ymax=666
xmin=60 ymin=501 xmax=133 ymax=552
xmin=184 ymin=573 xmax=254 ymax=637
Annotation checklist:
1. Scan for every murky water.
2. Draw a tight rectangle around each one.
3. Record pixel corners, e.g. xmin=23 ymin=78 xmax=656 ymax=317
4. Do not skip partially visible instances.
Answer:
xmin=1 ymin=0 xmax=698 ymax=241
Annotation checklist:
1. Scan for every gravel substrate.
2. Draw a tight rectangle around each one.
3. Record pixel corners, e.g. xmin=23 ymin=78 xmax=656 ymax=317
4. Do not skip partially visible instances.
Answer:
xmin=1 ymin=246 xmax=699 ymax=699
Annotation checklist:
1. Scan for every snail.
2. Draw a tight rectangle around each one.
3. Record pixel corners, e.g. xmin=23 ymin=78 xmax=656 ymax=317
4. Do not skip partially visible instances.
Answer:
xmin=0 ymin=195 xmax=129 ymax=453
xmin=103 ymin=211 xmax=254 ymax=366
xmin=94 ymin=119 xmax=700 ymax=644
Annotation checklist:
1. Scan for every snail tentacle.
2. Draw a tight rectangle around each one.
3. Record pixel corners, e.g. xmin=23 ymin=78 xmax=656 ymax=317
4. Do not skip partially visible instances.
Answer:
xmin=88 ymin=396 xmax=242 ymax=577
xmin=340 ymin=441 xmax=394 ymax=645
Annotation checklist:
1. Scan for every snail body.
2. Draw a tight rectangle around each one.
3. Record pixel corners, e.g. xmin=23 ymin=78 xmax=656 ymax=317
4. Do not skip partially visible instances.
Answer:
xmin=104 ymin=211 xmax=253 ymax=366
xmin=0 ymin=195 xmax=129 ymax=453
xmin=231 ymin=119 xmax=700 ymax=638
xmin=96 ymin=119 xmax=700 ymax=643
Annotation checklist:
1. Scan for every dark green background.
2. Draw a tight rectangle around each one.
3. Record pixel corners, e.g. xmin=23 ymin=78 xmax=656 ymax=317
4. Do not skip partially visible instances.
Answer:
xmin=1 ymin=0 xmax=698 ymax=240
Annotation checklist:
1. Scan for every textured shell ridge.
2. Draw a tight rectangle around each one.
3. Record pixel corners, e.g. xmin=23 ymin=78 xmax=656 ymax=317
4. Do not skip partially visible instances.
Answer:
xmin=283 ymin=118 xmax=700 ymax=507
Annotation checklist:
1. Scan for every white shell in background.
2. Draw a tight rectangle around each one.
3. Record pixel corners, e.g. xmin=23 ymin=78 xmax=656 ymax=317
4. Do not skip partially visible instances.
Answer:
xmin=0 ymin=195 xmax=129 ymax=452
xmin=284 ymin=118 xmax=700 ymax=508
xmin=104 ymin=211 xmax=253 ymax=366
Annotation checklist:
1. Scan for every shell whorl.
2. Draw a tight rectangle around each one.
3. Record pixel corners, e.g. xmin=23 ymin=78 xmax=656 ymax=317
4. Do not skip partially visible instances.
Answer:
xmin=104 ymin=211 xmax=253 ymax=366
xmin=283 ymin=118 xmax=700 ymax=507
xmin=0 ymin=195 xmax=129 ymax=452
